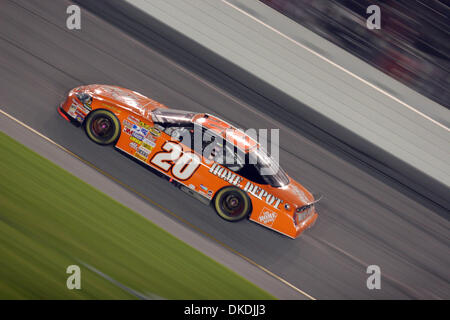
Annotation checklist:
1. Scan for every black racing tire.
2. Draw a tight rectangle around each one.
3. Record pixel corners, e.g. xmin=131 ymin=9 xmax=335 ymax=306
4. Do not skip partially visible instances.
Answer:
xmin=84 ymin=109 xmax=121 ymax=145
xmin=213 ymin=186 xmax=252 ymax=222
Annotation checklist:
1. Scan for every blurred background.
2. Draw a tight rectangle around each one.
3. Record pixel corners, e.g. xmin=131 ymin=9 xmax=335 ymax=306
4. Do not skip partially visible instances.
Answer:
xmin=260 ymin=0 xmax=450 ymax=108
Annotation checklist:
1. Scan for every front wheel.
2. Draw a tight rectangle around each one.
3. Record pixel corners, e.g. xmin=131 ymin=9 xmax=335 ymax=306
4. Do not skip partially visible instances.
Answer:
xmin=213 ymin=186 xmax=252 ymax=222
xmin=84 ymin=109 xmax=121 ymax=145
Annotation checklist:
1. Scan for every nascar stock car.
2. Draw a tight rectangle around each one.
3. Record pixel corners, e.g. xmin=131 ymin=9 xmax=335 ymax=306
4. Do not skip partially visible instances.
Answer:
xmin=58 ymin=85 xmax=319 ymax=238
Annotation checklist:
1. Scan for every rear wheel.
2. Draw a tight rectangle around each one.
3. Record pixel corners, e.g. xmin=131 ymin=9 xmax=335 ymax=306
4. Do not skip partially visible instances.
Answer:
xmin=84 ymin=109 xmax=120 ymax=145
xmin=213 ymin=186 xmax=251 ymax=222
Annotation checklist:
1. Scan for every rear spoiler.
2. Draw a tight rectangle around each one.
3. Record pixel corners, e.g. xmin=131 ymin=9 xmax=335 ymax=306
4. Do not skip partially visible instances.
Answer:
xmin=309 ymin=195 xmax=323 ymax=206
xmin=296 ymin=195 xmax=322 ymax=212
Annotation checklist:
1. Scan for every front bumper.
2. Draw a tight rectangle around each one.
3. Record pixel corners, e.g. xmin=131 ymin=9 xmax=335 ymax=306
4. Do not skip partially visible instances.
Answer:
xmin=58 ymin=105 xmax=81 ymax=127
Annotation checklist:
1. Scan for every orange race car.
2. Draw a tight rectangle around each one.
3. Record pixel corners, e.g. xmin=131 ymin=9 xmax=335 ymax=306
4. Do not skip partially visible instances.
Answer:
xmin=58 ymin=85 xmax=319 ymax=238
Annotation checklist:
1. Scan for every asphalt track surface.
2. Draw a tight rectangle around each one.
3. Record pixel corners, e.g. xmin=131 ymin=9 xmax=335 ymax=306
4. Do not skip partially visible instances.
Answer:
xmin=0 ymin=0 xmax=449 ymax=299
xmin=0 ymin=111 xmax=303 ymax=299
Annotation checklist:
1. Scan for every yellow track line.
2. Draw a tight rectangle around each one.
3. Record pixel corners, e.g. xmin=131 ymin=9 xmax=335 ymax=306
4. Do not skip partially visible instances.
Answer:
xmin=0 ymin=108 xmax=316 ymax=300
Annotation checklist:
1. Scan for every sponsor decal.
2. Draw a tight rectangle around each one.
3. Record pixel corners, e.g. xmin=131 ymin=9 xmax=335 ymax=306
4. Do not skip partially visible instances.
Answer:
xmin=154 ymin=124 xmax=165 ymax=132
xmin=75 ymin=110 xmax=85 ymax=118
xmin=209 ymin=163 xmax=243 ymax=187
xmin=123 ymin=119 xmax=133 ymax=129
xmin=244 ymin=181 xmax=283 ymax=209
xmin=145 ymin=134 xmax=157 ymax=142
xmin=123 ymin=127 xmax=133 ymax=135
xmin=72 ymin=98 xmax=90 ymax=114
xmin=75 ymin=114 xmax=84 ymax=123
xmin=188 ymin=184 xmax=196 ymax=190
xmin=123 ymin=121 xmax=159 ymax=150
xmin=209 ymin=163 xmax=283 ymax=210
xmin=198 ymin=190 xmax=213 ymax=200
xmin=139 ymin=121 xmax=151 ymax=130
xmin=135 ymin=152 xmax=147 ymax=161
xmin=82 ymin=103 xmax=92 ymax=112
xmin=129 ymin=142 xmax=138 ymax=150
xmin=142 ymin=138 xmax=156 ymax=151
xmin=131 ymin=132 xmax=144 ymax=141
xmin=197 ymin=185 xmax=213 ymax=200
xmin=68 ymin=104 xmax=78 ymax=117
xmin=145 ymin=138 xmax=156 ymax=146
xmin=131 ymin=124 xmax=150 ymax=137
xmin=130 ymin=136 xmax=143 ymax=145
xmin=258 ymin=207 xmax=278 ymax=227
xmin=149 ymin=127 xmax=161 ymax=137
xmin=136 ymin=146 xmax=151 ymax=160
xmin=71 ymin=98 xmax=81 ymax=108
xmin=140 ymin=128 xmax=149 ymax=137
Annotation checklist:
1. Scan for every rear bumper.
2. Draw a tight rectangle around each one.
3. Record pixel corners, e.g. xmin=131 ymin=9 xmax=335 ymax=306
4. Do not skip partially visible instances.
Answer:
xmin=294 ymin=212 xmax=318 ymax=238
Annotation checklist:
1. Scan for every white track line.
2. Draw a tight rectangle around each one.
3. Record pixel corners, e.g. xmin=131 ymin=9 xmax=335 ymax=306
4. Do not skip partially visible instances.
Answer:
xmin=0 ymin=109 xmax=69 ymax=149
xmin=222 ymin=0 xmax=449 ymax=132
xmin=80 ymin=261 xmax=164 ymax=300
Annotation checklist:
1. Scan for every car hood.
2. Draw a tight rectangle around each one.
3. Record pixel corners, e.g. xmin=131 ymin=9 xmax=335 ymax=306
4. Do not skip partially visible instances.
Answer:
xmin=80 ymin=84 xmax=168 ymax=117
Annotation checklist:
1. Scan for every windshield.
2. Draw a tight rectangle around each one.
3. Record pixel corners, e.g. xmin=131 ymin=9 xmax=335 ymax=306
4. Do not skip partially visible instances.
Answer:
xmin=151 ymin=108 xmax=196 ymax=126
xmin=250 ymin=148 xmax=290 ymax=188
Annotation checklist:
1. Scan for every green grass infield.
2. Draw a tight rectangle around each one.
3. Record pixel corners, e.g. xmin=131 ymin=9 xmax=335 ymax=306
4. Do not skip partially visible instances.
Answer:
xmin=0 ymin=131 xmax=274 ymax=300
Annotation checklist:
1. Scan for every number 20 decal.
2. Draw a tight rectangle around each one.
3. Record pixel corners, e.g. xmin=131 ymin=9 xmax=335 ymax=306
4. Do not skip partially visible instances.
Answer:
xmin=150 ymin=141 xmax=201 ymax=180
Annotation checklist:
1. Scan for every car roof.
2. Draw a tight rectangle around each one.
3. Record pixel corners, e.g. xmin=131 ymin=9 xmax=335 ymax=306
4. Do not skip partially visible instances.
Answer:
xmin=192 ymin=114 xmax=259 ymax=152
